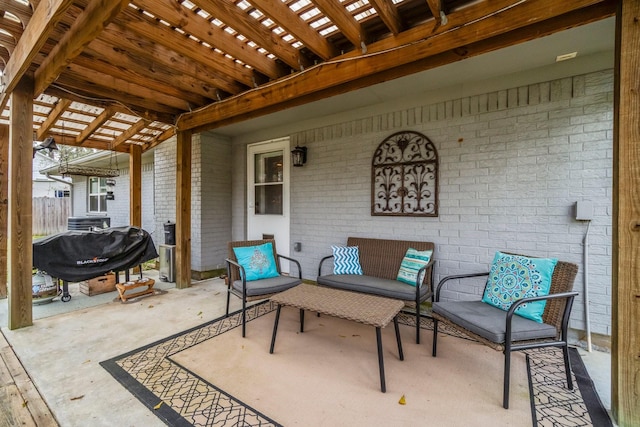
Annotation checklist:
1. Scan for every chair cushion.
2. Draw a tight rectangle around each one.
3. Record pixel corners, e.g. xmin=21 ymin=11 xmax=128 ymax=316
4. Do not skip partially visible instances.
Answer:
xmin=232 ymin=275 xmax=301 ymax=297
xmin=433 ymin=301 xmax=558 ymax=343
xmin=481 ymin=251 xmax=557 ymax=323
xmin=317 ymin=274 xmax=429 ymax=301
xmin=396 ymin=248 xmax=433 ymax=286
xmin=232 ymin=242 xmax=279 ymax=281
xmin=331 ymin=245 xmax=363 ymax=275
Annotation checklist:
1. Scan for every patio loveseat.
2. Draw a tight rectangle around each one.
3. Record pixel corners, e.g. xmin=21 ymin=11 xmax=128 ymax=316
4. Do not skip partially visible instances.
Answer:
xmin=317 ymin=237 xmax=435 ymax=343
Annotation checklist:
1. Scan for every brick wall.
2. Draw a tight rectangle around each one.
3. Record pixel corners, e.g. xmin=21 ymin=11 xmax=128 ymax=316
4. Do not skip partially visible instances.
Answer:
xmin=279 ymin=70 xmax=613 ymax=336
xmin=199 ymin=132 xmax=232 ymax=271
xmin=70 ymin=162 xmax=155 ymax=237
xmin=154 ymin=136 xmax=177 ymax=249
xmin=154 ymin=132 xmax=232 ymax=274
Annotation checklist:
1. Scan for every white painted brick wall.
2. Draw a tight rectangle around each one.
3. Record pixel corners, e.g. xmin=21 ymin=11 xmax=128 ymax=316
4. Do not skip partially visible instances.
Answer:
xmin=282 ymin=70 xmax=613 ymax=336
xmin=198 ymin=132 xmax=232 ymax=271
xmin=155 ymin=133 xmax=232 ymax=273
xmin=70 ymin=162 xmax=155 ymax=237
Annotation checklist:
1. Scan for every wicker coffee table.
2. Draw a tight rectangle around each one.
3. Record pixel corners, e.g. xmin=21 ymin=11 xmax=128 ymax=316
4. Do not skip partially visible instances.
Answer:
xmin=269 ymin=284 xmax=404 ymax=392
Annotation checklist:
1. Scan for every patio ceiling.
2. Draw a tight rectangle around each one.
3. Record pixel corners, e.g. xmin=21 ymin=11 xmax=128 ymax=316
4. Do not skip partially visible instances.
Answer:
xmin=0 ymin=0 xmax=617 ymax=153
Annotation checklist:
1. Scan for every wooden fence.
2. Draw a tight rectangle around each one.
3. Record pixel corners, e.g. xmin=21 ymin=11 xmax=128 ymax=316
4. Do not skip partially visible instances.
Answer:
xmin=33 ymin=197 xmax=71 ymax=236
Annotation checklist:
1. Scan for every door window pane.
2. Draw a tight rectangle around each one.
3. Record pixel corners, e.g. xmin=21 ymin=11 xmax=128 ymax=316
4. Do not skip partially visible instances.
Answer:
xmin=254 ymin=151 xmax=283 ymax=215
xmin=255 ymin=185 xmax=283 ymax=215
xmin=255 ymin=151 xmax=283 ymax=183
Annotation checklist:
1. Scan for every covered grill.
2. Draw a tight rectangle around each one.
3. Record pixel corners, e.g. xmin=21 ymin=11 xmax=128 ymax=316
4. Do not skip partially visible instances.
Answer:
xmin=33 ymin=226 xmax=158 ymax=301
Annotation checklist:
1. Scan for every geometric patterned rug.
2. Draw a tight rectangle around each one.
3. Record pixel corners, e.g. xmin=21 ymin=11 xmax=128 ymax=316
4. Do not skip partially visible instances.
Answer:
xmin=101 ymin=301 xmax=612 ymax=427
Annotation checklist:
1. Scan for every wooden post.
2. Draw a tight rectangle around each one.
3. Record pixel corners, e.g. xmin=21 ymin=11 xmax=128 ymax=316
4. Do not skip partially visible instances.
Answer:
xmin=0 ymin=124 xmax=8 ymax=299
xmin=612 ymin=1 xmax=640 ymax=426
xmin=7 ymin=77 xmax=34 ymax=329
xmin=175 ymin=130 xmax=191 ymax=289
xmin=129 ymin=144 xmax=142 ymax=227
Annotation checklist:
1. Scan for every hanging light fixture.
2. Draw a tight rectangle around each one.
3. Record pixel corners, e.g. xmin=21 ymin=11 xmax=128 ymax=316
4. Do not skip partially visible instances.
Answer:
xmin=291 ymin=145 xmax=307 ymax=167
xmin=32 ymin=137 xmax=58 ymax=157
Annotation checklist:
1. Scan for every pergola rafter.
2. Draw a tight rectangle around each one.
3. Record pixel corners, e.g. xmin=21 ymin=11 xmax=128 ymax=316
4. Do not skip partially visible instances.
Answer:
xmin=0 ymin=1 xmax=638 ymax=424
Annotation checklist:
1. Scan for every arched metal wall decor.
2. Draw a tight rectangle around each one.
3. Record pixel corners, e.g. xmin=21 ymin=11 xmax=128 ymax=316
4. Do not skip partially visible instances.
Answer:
xmin=372 ymin=131 xmax=439 ymax=217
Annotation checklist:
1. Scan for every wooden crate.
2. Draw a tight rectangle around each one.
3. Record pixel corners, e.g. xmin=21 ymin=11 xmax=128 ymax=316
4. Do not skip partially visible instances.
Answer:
xmin=80 ymin=273 xmax=116 ymax=296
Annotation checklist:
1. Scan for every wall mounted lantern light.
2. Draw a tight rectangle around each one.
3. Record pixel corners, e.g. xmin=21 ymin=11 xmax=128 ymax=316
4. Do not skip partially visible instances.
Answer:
xmin=291 ymin=145 xmax=307 ymax=167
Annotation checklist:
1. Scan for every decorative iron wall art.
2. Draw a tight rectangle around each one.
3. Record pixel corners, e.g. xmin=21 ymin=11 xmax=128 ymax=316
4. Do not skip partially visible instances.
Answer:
xmin=372 ymin=131 xmax=439 ymax=217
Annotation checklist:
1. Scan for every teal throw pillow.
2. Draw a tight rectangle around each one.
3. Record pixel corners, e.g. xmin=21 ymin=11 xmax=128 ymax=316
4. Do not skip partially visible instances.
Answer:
xmin=232 ymin=242 xmax=279 ymax=281
xmin=332 ymin=245 xmax=363 ymax=275
xmin=396 ymin=248 xmax=433 ymax=286
xmin=481 ymin=251 xmax=558 ymax=323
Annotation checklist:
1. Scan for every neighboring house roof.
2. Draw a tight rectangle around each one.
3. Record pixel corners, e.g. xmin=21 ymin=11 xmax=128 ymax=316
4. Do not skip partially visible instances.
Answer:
xmin=39 ymin=148 xmax=154 ymax=177
xmin=33 ymin=151 xmax=71 ymax=183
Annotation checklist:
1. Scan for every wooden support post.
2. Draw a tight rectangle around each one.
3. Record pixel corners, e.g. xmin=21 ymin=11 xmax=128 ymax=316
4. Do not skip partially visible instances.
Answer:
xmin=612 ymin=1 xmax=640 ymax=426
xmin=129 ymin=144 xmax=142 ymax=227
xmin=175 ymin=130 xmax=191 ymax=289
xmin=0 ymin=124 xmax=8 ymax=299
xmin=7 ymin=77 xmax=34 ymax=329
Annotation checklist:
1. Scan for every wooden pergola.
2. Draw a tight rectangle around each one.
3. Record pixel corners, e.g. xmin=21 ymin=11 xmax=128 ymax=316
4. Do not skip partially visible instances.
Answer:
xmin=0 ymin=0 xmax=637 ymax=424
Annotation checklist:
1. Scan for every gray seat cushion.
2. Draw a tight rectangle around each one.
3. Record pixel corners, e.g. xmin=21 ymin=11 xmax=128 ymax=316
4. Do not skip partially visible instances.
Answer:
xmin=317 ymin=274 xmax=429 ymax=301
xmin=432 ymin=301 xmax=558 ymax=343
xmin=232 ymin=275 xmax=301 ymax=297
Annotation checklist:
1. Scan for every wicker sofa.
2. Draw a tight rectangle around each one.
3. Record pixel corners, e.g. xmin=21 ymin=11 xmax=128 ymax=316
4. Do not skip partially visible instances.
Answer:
xmin=316 ymin=237 xmax=435 ymax=343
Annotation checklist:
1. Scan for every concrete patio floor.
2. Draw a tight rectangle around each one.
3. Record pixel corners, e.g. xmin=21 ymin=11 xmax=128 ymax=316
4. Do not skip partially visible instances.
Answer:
xmin=0 ymin=271 xmax=613 ymax=426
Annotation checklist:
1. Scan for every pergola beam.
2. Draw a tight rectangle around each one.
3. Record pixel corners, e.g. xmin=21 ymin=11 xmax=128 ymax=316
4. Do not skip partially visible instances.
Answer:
xmin=129 ymin=144 xmax=142 ymax=227
xmin=142 ymin=126 xmax=175 ymax=152
xmin=35 ymin=98 xmax=71 ymax=140
xmin=74 ymin=107 xmax=115 ymax=145
xmin=368 ymin=0 xmax=404 ymax=35
xmin=249 ymin=0 xmax=338 ymax=60
xmin=33 ymin=0 xmax=129 ymax=96
xmin=175 ymin=129 xmax=192 ymax=289
xmin=0 ymin=124 xmax=7 ymax=299
xmin=612 ymin=1 xmax=640 ymax=425
xmin=313 ymin=0 xmax=364 ymax=48
xmin=194 ymin=0 xmax=310 ymax=70
xmin=124 ymin=1 xmax=285 ymax=81
xmin=112 ymin=119 xmax=147 ymax=149
xmin=0 ymin=0 xmax=74 ymax=111
xmin=95 ymin=23 xmax=246 ymax=96
xmin=178 ymin=0 xmax=612 ymax=132
xmin=7 ymin=76 xmax=34 ymax=329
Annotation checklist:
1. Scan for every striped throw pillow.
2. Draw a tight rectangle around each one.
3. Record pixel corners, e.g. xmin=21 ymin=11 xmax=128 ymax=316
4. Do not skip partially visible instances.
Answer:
xmin=396 ymin=248 xmax=433 ymax=286
xmin=331 ymin=245 xmax=363 ymax=275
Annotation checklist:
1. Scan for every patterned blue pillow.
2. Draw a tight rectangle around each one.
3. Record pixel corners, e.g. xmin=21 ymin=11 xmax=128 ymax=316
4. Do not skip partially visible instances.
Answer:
xmin=396 ymin=248 xmax=433 ymax=286
xmin=232 ymin=243 xmax=279 ymax=281
xmin=481 ymin=251 xmax=558 ymax=323
xmin=332 ymin=245 xmax=363 ymax=275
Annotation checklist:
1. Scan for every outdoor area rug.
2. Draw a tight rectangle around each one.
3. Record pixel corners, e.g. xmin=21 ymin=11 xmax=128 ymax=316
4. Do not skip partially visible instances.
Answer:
xmin=101 ymin=301 xmax=611 ymax=427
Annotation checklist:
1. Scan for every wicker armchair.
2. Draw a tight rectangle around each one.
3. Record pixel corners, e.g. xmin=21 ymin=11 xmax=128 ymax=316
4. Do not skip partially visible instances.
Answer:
xmin=226 ymin=239 xmax=302 ymax=337
xmin=431 ymin=255 xmax=578 ymax=409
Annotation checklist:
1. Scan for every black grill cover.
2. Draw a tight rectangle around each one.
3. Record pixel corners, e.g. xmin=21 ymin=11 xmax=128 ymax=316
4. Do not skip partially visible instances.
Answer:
xmin=33 ymin=226 xmax=158 ymax=282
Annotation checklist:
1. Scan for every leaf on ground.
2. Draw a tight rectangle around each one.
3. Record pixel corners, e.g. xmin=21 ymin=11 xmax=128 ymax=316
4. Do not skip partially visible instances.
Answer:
xmin=339 ymin=334 xmax=346 ymax=338
xmin=197 ymin=311 xmax=202 ymax=316
xmin=148 ymin=305 xmax=154 ymax=308
xmin=398 ymin=395 xmax=406 ymax=405
xmin=70 ymin=395 xmax=84 ymax=401
xmin=22 ymin=401 xmax=28 ymax=407
xmin=82 ymin=359 xmax=91 ymax=364
xmin=154 ymin=401 xmax=164 ymax=410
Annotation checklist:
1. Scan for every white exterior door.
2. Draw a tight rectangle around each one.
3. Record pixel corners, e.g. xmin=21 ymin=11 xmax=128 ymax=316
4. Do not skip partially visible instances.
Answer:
xmin=247 ymin=138 xmax=291 ymax=266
